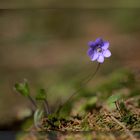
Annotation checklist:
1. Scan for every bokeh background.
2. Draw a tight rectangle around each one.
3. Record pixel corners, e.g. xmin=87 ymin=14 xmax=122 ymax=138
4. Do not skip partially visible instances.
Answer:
xmin=0 ymin=0 xmax=140 ymax=129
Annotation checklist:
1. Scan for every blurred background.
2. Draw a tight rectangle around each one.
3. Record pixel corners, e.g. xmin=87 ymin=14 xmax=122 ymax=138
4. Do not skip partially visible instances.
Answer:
xmin=0 ymin=0 xmax=140 ymax=130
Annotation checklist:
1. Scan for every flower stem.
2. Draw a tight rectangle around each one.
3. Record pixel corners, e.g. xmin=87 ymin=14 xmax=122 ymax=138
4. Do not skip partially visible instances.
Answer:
xmin=56 ymin=63 xmax=101 ymax=114
xmin=28 ymin=95 xmax=37 ymax=110
xmin=44 ymin=99 xmax=50 ymax=115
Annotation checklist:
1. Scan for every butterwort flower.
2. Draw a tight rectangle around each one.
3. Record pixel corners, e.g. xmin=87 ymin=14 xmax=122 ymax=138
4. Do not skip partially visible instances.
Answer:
xmin=87 ymin=38 xmax=111 ymax=63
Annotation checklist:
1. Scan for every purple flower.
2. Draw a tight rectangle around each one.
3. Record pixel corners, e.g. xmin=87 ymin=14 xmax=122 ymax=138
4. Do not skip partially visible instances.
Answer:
xmin=87 ymin=38 xmax=111 ymax=63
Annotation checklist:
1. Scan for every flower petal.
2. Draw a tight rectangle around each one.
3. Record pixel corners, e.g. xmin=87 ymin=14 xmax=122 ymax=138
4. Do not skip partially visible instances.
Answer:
xmin=103 ymin=49 xmax=111 ymax=58
xmin=91 ymin=51 xmax=99 ymax=61
xmin=88 ymin=41 xmax=95 ymax=48
xmin=102 ymin=41 xmax=109 ymax=50
xmin=95 ymin=38 xmax=103 ymax=45
xmin=87 ymin=48 xmax=94 ymax=57
xmin=97 ymin=54 xmax=104 ymax=63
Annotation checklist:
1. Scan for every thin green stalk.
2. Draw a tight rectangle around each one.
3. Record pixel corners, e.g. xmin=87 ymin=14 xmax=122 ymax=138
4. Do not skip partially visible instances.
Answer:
xmin=56 ymin=63 xmax=101 ymax=114
xmin=44 ymin=99 xmax=50 ymax=115
xmin=28 ymin=95 xmax=37 ymax=109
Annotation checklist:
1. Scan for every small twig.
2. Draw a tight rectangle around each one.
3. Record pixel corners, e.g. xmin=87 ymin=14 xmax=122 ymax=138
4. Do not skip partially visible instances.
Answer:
xmin=115 ymin=101 xmax=123 ymax=116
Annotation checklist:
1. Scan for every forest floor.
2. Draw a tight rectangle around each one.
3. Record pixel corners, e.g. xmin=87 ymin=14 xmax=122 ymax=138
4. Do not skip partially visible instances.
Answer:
xmin=17 ymin=69 xmax=140 ymax=140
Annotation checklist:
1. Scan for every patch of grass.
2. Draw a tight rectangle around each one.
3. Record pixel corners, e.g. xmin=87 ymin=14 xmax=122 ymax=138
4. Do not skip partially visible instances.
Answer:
xmin=17 ymin=69 xmax=140 ymax=139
